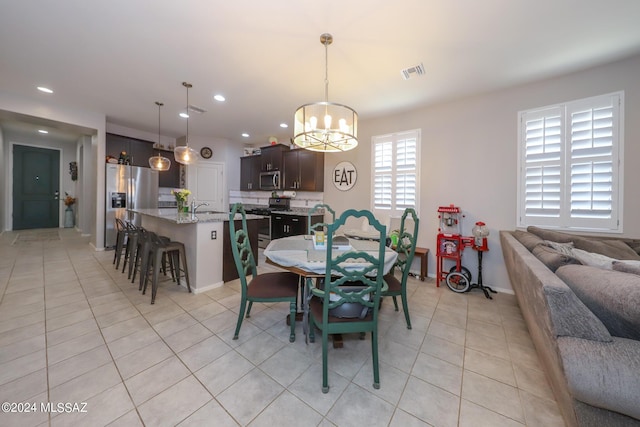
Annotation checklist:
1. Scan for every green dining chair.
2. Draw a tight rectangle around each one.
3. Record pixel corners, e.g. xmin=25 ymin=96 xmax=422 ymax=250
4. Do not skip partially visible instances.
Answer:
xmin=308 ymin=203 xmax=336 ymax=234
xmin=307 ymin=209 xmax=387 ymax=393
xmin=382 ymin=208 xmax=419 ymax=329
xmin=229 ymin=203 xmax=299 ymax=342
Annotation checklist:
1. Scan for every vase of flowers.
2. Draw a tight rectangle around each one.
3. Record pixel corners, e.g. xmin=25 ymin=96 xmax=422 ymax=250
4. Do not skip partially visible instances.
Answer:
xmin=171 ymin=189 xmax=191 ymax=214
xmin=63 ymin=193 xmax=76 ymax=228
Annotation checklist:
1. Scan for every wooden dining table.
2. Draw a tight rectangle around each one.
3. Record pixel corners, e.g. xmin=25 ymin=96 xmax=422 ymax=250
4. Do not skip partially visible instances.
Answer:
xmin=264 ymin=235 xmax=398 ymax=347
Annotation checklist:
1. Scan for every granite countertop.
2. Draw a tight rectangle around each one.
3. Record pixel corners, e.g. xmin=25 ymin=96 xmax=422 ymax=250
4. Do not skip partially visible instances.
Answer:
xmin=130 ymin=208 xmax=265 ymax=224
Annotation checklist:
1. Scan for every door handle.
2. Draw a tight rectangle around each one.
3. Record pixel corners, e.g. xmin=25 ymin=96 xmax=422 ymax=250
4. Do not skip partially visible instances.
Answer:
xmin=54 ymin=190 xmax=59 ymax=200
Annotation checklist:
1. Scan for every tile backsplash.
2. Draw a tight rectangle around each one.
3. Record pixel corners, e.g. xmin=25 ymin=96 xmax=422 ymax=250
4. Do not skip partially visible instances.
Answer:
xmin=229 ymin=190 xmax=323 ymax=209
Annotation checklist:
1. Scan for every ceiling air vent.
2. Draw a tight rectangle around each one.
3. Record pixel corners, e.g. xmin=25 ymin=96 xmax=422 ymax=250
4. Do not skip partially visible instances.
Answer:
xmin=401 ymin=63 xmax=425 ymax=80
xmin=187 ymin=104 xmax=207 ymax=114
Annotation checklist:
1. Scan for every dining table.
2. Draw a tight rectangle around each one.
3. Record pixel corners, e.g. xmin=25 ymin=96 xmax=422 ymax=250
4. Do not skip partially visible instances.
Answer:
xmin=263 ymin=234 xmax=398 ymax=347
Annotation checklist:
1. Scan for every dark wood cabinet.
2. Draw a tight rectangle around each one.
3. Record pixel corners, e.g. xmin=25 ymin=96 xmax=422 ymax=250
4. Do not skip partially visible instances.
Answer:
xmin=260 ymin=144 xmax=288 ymax=171
xmin=106 ymin=133 xmax=154 ymax=167
xmin=282 ymin=149 xmax=324 ymax=191
xmin=223 ymin=219 xmax=259 ymax=282
xmin=240 ymin=155 xmax=261 ymax=191
xmin=271 ymin=214 xmax=323 ymax=239
xmin=107 ymin=133 xmax=180 ymax=187
xmin=158 ymin=150 xmax=181 ymax=188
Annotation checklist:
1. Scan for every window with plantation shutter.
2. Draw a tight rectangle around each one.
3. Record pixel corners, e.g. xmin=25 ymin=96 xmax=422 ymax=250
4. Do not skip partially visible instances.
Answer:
xmin=517 ymin=92 xmax=623 ymax=232
xmin=372 ymin=129 xmax=420 ymax=217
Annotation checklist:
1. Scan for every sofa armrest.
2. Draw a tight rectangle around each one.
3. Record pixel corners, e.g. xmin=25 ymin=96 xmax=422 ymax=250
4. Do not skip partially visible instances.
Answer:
xmin=558 ymin=336 xmax=640 ymax=420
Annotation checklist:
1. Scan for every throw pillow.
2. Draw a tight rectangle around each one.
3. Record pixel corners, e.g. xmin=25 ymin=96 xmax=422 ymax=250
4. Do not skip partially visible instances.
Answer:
xmin=544 ymin=240 xmax=575 ymax=256
xmin=532 ymin=245 xmax=582 ymax=272
xmin=557 ymin=264 xmax=640 ymax=340
xmin=573 ymin=237 xmax=640 ymax=261
xmin=570 ymin=248 xmax=616 ymax=270
xmin=512 ymin=230 xmax=546 ymax=251
xmin=612 ymin=260 xmax=640 ymax=275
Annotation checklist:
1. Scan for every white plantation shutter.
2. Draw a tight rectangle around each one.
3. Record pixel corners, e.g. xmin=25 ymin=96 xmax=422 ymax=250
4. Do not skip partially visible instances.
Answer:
xmin=372 ymin=130 xmax=420 ymax=216
xmin=522 ymin=108 xmax=563 ymax=220
xmin=518 ymin=92 xmax=622 ymax=231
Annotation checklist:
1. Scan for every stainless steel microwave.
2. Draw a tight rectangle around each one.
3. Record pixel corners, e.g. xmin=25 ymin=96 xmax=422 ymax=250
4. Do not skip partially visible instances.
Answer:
xmin=259 ymin=170 xmax=281 ymax=190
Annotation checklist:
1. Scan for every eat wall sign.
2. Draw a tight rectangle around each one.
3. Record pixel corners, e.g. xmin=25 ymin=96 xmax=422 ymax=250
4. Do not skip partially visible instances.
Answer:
xmin=333 ymin=161 xmax=357 ymax=191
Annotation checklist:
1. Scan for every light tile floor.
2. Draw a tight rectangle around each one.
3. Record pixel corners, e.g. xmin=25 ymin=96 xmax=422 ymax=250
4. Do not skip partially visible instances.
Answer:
xmin=0 ymin=228 xmax=566 ymax=426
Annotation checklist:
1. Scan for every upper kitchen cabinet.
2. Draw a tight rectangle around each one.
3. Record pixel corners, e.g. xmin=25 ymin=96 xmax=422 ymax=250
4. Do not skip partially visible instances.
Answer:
xmin=282 ymin=149 xmax=324 ymax=191
xmin=260 ymin=144 xmax=288 ymax=171
xmin=107 ymin=133 xmax=180 ymax=187
xmin=106 ymin=133 xmax=154 ymax=167
xmin=158 ymin=150 xmax=181 ymax=188
xmin=240 ymin=155 xmax=261 ymax=191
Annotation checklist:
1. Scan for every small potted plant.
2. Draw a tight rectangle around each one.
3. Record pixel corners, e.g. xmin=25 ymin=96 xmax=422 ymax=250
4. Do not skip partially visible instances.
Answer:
xmin=63 ymin=193 xmax=76 ymax=228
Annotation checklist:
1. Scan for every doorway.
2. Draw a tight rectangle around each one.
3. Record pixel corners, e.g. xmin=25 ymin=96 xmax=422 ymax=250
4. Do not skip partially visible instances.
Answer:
xmin=12 ymin=144 xmax=61 ymax=229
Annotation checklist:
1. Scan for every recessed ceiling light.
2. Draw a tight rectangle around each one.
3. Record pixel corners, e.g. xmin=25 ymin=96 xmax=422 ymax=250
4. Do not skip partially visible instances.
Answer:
xmin=37 ymin=86 xmax=53 ymax=94
xmin=213 ymin=94 xmax=225 ymax=102
xmin=242 ymin=133 xmax=250 ymax=138
xmin=179 ymin=112 xmax=189 ymax=118
xmin=38 ymin=129 xmax=48 ymax=134
xmin=280 ymin=123 xmax=288 ymax=128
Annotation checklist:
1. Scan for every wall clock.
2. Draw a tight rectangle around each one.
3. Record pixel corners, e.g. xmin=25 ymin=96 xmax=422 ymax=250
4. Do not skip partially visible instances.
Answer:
xmin=200 ymin=147 xmax=212 ymax=159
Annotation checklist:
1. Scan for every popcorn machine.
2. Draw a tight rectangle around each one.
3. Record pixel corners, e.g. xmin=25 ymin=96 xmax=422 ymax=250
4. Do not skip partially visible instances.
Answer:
xmin=436 ymin=205 xmax=496 ymax=299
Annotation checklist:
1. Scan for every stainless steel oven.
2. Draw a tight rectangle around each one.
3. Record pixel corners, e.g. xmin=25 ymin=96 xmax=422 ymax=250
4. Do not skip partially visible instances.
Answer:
xmin=247 ymin=197 xmax=290 ymax=249
xmin=246 ymin=208 xmax=272 ymax=249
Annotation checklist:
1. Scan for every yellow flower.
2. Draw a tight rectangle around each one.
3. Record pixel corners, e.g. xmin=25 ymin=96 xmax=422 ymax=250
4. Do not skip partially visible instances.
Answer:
xmin=171 ymin=189 xmax=191 ymax=202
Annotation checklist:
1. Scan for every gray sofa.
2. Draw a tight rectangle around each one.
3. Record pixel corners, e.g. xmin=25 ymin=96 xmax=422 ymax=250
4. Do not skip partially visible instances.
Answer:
xmin=500 ymin=227 xmax=640 ymax=427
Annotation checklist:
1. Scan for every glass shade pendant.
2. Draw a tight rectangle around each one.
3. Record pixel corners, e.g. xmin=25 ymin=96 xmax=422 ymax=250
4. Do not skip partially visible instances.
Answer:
xmin=293 ymin=33 xmax=358 ymax=152
xmin=174 ymin=82 xmax=199 ymax=165
xmin=149 ymin=101 xmax=171 ymax=171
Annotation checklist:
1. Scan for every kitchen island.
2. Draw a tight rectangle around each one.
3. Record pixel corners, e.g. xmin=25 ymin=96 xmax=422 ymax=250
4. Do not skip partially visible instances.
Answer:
xmin=130 ymin=209 xmax=263 ymax=292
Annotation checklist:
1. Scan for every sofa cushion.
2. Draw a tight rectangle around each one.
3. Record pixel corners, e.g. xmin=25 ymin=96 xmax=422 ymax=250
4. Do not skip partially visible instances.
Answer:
xmin=573 ymin=237 xmax=640 ymax=261
xmin=558 ymin=336 xmax=640 ymax=420
xmin=624 ymin=240 xmax=640 ymax=256
xmin=512 ymin=230 xmax=546 ymax=251
xmin=527 ymin=226 xmax=575 ymax=243
xmin=532 ymin=245 xmax=582 ymax=272
xmin=556 ymin=265 xmax=640 ymax=340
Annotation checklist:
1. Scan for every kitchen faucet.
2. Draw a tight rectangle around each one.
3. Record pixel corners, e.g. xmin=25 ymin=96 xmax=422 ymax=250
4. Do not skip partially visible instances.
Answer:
xmin=191 ymin=200 xmax=209 ymax=214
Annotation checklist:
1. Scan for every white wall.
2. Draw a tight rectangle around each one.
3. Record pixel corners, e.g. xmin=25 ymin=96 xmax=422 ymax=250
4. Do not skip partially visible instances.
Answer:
xmin=324 ymin=53 xmax=640 ymax=293
xmin=0 ymin=128 xmax=4 ymax=232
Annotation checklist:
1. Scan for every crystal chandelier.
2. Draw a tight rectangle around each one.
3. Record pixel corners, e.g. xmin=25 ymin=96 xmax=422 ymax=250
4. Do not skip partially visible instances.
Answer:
xmin=174 ymin=82 xmax=199 ymax=165
xmin=293 ymin=33 xmax=358 ymax=152
xmin=148 ymin=101 xmax=171 ymax=171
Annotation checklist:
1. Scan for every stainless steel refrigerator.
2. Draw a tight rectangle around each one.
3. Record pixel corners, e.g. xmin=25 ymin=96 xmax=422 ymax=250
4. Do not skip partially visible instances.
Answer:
xmin=105 ymin=164 xmax=159 ymax=248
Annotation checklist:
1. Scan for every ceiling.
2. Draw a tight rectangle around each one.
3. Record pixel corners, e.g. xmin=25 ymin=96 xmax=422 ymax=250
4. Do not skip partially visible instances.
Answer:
xmin=2 ymin=0 xmax=640 ymax=146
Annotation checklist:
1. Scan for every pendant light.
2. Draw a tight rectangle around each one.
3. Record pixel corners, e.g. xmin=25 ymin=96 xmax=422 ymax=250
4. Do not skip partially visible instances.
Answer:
xmin=174 ymin=81 xmax=199 ymax=165
xmin=293 ymin=33 xmax=358 ymax=152
xmin=148 ymin=101 xmax=171 ymax=171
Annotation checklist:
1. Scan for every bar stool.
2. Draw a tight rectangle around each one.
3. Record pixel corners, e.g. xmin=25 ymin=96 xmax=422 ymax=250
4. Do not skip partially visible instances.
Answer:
xmin=121 ymin=224 xmax=142 ymax=276
xmin=113 ymin=218 xmax=135 ymax=269
xmin=141 ymin=232 xmax=191 ymax=304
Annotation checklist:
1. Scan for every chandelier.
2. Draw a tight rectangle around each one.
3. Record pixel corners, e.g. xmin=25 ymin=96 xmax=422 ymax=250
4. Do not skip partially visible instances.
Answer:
xmin=293 ymin=33 xmax=358 ymax=152
xmin=174 ymin=81 xmax=199 ymax=165
xmin=148 ymin=101 xmax=171 ymax=171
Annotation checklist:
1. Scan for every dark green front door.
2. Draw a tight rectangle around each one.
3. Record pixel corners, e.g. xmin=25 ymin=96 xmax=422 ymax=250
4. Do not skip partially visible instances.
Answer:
xmin=13 ymin=145 xmax=60 ymax=230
